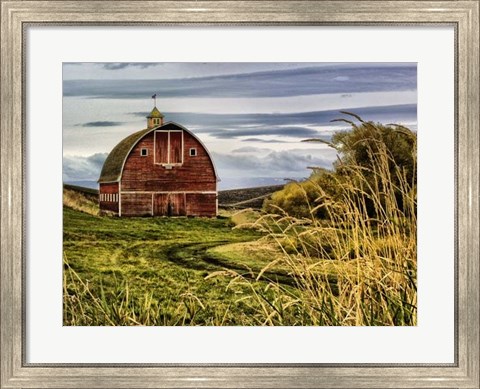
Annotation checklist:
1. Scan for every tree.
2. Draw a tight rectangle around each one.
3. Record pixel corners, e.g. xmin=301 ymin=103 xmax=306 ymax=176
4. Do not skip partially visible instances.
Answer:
xmin=331 ymin=118 xmax=416 ymax=188
xmin=264 ymin=113 xmax=417 ymax=219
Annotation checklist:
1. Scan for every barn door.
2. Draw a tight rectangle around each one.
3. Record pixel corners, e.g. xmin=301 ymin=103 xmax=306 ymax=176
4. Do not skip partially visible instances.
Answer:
xmin=153 ymin=193 xmax=186 ymax=216
xmin=169 ymin=193 xmax=186 ymax=216
xmin=155 ymin=131 xmax=169 ymax=164
xmin=153 ymin=194 xmax=168 ymax=216
xmin=169 ymin=131 xmax=183 ymax=164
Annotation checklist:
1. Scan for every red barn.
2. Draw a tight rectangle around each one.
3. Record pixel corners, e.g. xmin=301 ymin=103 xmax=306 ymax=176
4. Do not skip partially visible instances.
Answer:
xmin=98 ymin=106 xmax=218 ymax=217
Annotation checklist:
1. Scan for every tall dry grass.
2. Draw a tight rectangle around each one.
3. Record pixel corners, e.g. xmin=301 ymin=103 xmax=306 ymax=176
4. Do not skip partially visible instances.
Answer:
xmin=63 ymin=188 xmax=99 ymax=216
xmin=219 ymin=121 xmax=417 ymax=326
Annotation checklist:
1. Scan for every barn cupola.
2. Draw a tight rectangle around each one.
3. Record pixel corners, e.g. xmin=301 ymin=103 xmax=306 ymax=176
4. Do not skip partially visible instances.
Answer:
xmin=147 ymin=106 xmax=164 ymax=129
xmin=147 ymin=94 xmax=164 ymax=129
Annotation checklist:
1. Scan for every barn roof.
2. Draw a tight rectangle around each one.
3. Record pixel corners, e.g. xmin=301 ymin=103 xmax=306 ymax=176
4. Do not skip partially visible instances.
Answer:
xmin=98 ymin=128 xmax=151 ymax=182
xmin=98 ymin=122 xmax=219 ymax=183
xmin=147 ymin=106 xmax=164 ymax=118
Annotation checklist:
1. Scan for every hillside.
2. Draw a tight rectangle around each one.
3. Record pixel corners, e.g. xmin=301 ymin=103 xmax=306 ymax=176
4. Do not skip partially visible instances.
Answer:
xmin=63 ymin=184 xmax=99 ymax=215
xmin=218 ymin=185 xmax=284 ymax=209
xmin=64 ymin=183 xmax=99 ymax=197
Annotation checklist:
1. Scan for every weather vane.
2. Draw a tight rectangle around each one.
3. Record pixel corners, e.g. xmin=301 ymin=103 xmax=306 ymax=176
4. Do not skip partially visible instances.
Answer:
xmin=151 ymin=93 xmax=157 ymax=107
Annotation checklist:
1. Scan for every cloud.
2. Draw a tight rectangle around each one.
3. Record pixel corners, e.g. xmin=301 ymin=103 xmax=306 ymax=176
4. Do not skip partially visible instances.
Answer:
xmin=241 ymin=138 xmax=292 ymax=143
xmin=101 ymin=63 xmax=159 ymax=70
xmin=231 ymin=146 xmax=268 ymax=153
xmin=78 ymin=121 xmax=123 ymax=127
xmin=130 ymin=104 xmax=416 ymax=140
xmin=208 ymin=126 xmax=321 ymax=140
xmin=148 ymin=104 xmax=414 ymax=128
xmin=131 ymin=111 xmax=149 ymax=117
xmin=63 ymin=153 xmax=108 ymax=181
xmin=213 ymin=148 xmax=336 ymax=179
xmin=63 ymin=64 xmax=417 ymax=99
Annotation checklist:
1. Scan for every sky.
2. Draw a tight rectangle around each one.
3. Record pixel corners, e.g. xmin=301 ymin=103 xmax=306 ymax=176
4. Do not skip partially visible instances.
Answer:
xmin=62 ymin=62 xmax=417 ymax=190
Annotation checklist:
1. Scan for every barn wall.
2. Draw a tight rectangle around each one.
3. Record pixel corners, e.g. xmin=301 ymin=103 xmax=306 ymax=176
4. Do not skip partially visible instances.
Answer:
xmin=99 ymin=182 xmax=119 ymax=213
xmin=185 ymin=193 xmax=217 ymax=217
xmin=121 ymin=193 xmax=152 ymax=216
xmin=105 ymin=124 xmax=218 ymax=217
xmin=121 ymin=130 xmax=217 ymax=192
xmin=119 ymin=192 xmax=217 ymax=217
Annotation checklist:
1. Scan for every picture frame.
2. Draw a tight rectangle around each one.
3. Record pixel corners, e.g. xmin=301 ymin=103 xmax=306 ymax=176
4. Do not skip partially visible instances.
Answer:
xmin=1 ymin=1 xmax=478 ymax=388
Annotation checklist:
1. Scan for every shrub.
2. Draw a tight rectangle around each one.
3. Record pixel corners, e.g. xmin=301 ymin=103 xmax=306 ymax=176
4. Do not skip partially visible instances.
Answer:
xmin=263 ymin=169 xmax=340 ymax=219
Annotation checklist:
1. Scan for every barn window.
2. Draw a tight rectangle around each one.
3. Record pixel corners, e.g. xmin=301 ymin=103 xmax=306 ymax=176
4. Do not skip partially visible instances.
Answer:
xmin=140 ymin=148 xmax=148 ymax=156
xmin=189 ymin=148 xmax=197 ymax=157
xmin=154 ymin=130 xmax=183 ymax=165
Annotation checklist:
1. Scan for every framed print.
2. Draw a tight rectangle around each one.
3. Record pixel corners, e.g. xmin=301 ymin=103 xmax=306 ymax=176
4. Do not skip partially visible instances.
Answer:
xmin=1 ymin=1 xmax=479 ymax=388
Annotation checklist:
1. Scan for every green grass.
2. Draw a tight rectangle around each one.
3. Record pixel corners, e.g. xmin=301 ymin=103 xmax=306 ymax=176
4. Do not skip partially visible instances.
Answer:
xmin=63 ymin=207 xmax=270 ymax=325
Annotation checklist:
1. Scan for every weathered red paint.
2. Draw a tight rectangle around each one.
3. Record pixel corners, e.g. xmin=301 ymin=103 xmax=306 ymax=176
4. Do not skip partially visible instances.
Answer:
xmin=99 ymin=122 xmax=218 ymax=217
xmin=99 ymin=182 xmax=119 ymax=213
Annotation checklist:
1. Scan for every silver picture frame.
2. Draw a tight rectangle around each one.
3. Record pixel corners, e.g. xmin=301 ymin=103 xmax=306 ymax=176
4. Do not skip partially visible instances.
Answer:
xmin=1 ymin=1 xmax=479 ymax=388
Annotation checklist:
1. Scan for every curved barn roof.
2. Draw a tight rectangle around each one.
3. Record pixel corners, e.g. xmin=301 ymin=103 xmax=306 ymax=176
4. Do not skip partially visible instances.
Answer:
xmin=98 ymin=122 xmax=219 ymax=183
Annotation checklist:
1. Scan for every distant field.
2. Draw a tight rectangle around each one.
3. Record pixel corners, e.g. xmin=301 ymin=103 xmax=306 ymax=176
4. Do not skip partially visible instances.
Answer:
xmin=64 ymin=183 xmax=99 ymax=196
xmin=218 ymin=185 xmax=284 ymax=209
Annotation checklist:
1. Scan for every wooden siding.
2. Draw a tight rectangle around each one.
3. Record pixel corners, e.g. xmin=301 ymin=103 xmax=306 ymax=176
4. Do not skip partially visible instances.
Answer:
xmin=169 ymin=131 xmax=183 ymax=164
xmin=121 ymin=130 xmax=217 ymax=193
xmin=185 ymin=193 xmax=217 ymax=217
xmin=154 ymin=193 xmax=186 ymax=216
xmin=99 ymin=182 xmax=119 ymax=213
xmin=154 ymin=131 xmax=168 ymax=164
xmin=119 ymin=191 xmax=216 ymax=217
xmin=100 ymin=125 xmax=217 ymax=217
xmin=121 ymin=193 xmax=152 ymax=216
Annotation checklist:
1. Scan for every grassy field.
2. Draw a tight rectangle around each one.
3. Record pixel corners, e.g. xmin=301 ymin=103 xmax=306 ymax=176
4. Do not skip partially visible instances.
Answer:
xmin=63 ymin=177 xmax=416 ymax=326
xmin=63 ymin=203 xmax=288 ymax=325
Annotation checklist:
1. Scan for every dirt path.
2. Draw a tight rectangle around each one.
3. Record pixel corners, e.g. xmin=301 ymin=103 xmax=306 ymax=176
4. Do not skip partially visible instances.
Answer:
xmin=162 ymin=240 xmax=296 ymax=286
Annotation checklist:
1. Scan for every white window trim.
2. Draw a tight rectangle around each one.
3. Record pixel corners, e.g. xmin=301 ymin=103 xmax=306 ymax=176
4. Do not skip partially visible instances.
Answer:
xmin=140 ymin=148 xmax=148 ymax=157
xmin=189 ymin=148 xmax=197 ymax=157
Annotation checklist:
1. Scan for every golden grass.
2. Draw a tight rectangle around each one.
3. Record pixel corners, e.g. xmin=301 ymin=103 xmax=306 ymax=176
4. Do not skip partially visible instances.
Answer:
xmin=229 ymin=209 xmax=263 ymax=227
xmin=63 ymin=188 xmax=99 ymax=216
xmin=212 ymin=122 xmax=417 ymax=326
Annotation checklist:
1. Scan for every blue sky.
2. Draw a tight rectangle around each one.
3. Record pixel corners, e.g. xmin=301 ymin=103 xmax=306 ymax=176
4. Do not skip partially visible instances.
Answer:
xmin=62 ymin=62 xmax=417 ymax=189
